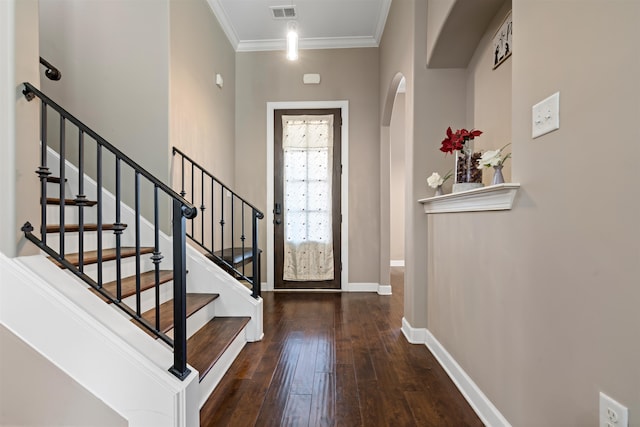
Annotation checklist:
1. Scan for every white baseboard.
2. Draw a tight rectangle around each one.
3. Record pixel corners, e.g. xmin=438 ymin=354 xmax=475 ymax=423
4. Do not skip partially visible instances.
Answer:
xmin=346 ymin=282 xmax=391 ymax=295
xmin=262 ymin=282 xmax=391 ymax=295
xmin=390 ymin=260 xmax=405 ymax=267
xmin=401 ymin=318 xmax=511 ymax=427
xmin=401 ymin=317 xmax=427 ymax=344
xmin=377 ymin=284 xmax=392 ymax=295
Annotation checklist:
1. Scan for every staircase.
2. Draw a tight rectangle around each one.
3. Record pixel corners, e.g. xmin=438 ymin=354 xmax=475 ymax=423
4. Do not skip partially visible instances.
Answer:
xmin=15 ymin=82 xmax=263 ymax=425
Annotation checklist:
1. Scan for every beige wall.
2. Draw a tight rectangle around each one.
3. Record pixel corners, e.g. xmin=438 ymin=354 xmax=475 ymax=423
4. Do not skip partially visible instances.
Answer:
xmin=389 ymin=92 xmax=406 ymax=261
xmin=380 ymin=0 xmax=467 ymax=328
xmin=0 ymin=0 xmax=15 ymax=256
xmin=0 ymin=325 xmax=127 ymax=427
xmin=379 ymin=0 xmax=414 ymax=314
xmin=14 ymin=0 xmax=41 ymax=256
xmin=235 ymin=48 xmax=380 ymax=283
xmin=424 ymin=0 xmax=640 ymax=425
xmin=39 ymin=0 xmax=170 ymax=225
xmin=466 ymin=1 xmax=512 ymax=185
xmin=170 ymin=0 xmax=236 ymax=186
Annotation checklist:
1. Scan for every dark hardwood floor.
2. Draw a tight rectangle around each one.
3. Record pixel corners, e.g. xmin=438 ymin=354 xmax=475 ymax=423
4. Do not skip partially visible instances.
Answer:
xmin=200 ymin=268 xmax=484 ymax=426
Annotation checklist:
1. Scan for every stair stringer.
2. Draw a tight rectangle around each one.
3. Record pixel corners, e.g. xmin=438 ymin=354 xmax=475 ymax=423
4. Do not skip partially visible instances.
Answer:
xmin=1 ymin=253 xmax=200 ymax=427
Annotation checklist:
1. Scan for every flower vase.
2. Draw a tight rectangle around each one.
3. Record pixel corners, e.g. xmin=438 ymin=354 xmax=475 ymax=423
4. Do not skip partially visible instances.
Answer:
xmin=435 ymin=185 xmax=444 ymax=196
xmin=492 ymin=165 xmax=505 ymax=185
xmin=452 ymin=139 xmax=484 ymax=193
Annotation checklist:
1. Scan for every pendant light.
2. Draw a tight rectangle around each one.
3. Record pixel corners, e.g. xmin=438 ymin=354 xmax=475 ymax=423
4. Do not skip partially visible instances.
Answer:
xmin=286 ymin=21 xmax=298 ymax=61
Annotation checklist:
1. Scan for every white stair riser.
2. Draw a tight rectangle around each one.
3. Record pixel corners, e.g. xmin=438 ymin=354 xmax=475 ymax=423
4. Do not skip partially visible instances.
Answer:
xmin=45 ymin=205 xmax=121 ymax=228
xmin=72 ymin=256 xmax=162 ymax=285
xmin=163 ymin=300 xmax=217 ymax=341
xmin=121 ymin=281 xmax=175 ymax=314
xmin=46 ymin=232 xmax=119 ymax=254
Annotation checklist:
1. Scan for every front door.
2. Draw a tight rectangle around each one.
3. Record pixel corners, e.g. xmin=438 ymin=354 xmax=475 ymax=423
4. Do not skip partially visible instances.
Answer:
xmin=274 ymin=109 xmax=341 ymax=289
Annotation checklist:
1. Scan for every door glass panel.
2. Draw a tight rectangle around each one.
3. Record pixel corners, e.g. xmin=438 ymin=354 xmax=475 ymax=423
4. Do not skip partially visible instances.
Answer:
xmin=282 ymin=115 xmax=334 ymax=281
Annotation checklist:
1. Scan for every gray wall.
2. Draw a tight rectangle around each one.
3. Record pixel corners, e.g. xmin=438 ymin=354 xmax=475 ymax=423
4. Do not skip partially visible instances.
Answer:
xmin=235 ymin=48 xmax=381 ymax=284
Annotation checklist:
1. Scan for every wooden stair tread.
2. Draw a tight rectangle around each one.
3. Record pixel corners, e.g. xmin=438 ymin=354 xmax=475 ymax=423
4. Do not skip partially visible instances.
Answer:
xmin=187 ymin=316 xmax=250 ymax=381
xmin=137 ymin=293 xmax=220 ymax=335
xmin=46 ymin=223 xmax=127 ymax=233
xmin=46 ymin=197 xmax=97 ymax=207
xmin=91 ymin=269 xmax=174 ymax=303
xmin=51 ymin=246 xmax=154 ymax=268
xmin=207 ymin=247 xmax=259 ymax=267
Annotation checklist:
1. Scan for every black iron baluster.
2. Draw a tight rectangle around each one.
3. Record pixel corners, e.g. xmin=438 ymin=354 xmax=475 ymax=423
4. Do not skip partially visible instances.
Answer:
xmin=151 ymin=186 xmax=163 ymax=332
xmin=220 ymin=186 xmax=225 ymax=261
xmin=169 ymin=199 xmax=191 ymax=380
xmin=211 ymin=179 xmax=216 ymax=252
xmin=231 ymin=193 xmax=235 ymax=272
xmin=252 ymin=208 xmax=261 ymax=298
xmin=77 ymin=131 xmax=85 ymax=272
xmin=59 ymin=116 xmax=66 ymax=258
xmin=38 ymin=102 xmax=50 ymax=245
xmin=114 ymin=158 xmax=123 ymax=301
xmin=96 ymin=144 xmax=103 ymax=288
xmin=135 ymin=171 xmax=141 ymax=316
xmin=191 ymin=162 xmax=194 ymax=237
xmin=241 ymin=202 xmax=246 ymax=279
xmin=200 ymin=169 xmax=205 ymax=244
xmin=179 ymin=153 xmax=186 ymax=197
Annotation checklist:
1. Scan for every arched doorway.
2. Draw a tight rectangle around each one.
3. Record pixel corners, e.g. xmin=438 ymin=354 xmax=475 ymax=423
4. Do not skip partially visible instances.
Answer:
xmin=379 ymin=72 xmax=407 ymax=297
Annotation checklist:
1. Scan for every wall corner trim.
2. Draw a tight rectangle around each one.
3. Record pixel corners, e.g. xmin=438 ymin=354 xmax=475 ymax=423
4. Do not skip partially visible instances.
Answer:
xmin=377 ymin=284 xmax=392 ymax=295
xmin=401 ymin=318 xmax=512 ymax=427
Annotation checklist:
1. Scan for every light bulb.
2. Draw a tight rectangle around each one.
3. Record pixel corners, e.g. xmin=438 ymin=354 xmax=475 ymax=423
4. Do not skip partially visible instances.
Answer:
xmin=286 ymin=28 xmax=298 ymax=61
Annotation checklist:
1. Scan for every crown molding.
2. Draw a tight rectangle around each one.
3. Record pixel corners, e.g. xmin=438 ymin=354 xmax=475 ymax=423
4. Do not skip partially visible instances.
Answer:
xmin=237 ymin=36 xmax=379 ymax=52
xmin=206 ymin=0 xmax=239 ymax=50
xmin=375 ymin=0 xmax=392 ymax=44
xmin=207 ymin=0 xmax=386 ymax=53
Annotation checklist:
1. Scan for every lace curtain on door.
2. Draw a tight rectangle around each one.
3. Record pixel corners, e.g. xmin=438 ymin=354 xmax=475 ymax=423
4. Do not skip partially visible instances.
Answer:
xmin=282 ymin=115 xmax=334 ymax=281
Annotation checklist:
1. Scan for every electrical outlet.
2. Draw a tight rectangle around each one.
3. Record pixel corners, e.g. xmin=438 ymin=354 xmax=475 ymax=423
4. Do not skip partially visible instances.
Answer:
xmin=532 ymin=92 xmax=560 ymax=138
xmin=600 ymin=392 xmax=629 ymax=427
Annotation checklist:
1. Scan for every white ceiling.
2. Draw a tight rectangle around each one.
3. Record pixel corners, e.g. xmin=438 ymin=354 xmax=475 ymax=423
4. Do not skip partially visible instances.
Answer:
xmin=206 ymin=0 xmax=393 ymax=52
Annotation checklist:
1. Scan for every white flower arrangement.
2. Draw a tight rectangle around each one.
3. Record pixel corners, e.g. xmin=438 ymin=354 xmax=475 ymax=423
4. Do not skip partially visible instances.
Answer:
xmin=477 ymin=143 xmax=511 ymax=169
xmin=427 ymin=170 xmax=453 ymax=188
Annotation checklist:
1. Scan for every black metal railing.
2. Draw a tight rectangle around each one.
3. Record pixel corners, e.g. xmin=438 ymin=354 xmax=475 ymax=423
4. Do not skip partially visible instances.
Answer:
xmin=40 ymin=57 xmax=62 ymax=81
xmin=172 ymin=147 xmax=263 ymax=298
xmin=21 ymin=82 xmax=197 ymax=380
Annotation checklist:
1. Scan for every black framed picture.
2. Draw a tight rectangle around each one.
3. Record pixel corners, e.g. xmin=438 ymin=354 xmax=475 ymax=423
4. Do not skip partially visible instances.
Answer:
xmin=492 ymin=11 xmax=512 ymax=69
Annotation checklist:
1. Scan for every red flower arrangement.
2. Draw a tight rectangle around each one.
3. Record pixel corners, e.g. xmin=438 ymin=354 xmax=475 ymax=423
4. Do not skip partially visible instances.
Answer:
xmin=440 ymin=127 xmax=483 ymax=154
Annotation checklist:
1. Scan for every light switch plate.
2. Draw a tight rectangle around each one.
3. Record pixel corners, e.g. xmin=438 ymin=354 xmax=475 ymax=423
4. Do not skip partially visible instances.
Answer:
xmin=532 ymin=92 xmax=560 ymax=138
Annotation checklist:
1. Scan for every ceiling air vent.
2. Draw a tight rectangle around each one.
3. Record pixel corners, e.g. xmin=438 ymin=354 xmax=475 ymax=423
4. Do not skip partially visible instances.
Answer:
xmin=270 ymin=5 xmax=296 ymax=19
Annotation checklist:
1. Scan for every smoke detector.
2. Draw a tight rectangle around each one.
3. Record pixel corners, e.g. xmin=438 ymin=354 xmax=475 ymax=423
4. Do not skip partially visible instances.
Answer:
xmin=270 ymin=5 xmax=296 ymax=19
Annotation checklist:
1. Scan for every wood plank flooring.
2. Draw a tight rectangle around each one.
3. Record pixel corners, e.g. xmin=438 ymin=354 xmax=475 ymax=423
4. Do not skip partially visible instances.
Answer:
xmin=200 ymin=268 xmax=484 ymax=426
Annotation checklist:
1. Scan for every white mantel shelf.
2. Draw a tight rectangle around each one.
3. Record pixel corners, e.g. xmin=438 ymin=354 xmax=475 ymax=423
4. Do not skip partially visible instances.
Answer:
xmin=418 ymin=183 xmax=520 ymax=214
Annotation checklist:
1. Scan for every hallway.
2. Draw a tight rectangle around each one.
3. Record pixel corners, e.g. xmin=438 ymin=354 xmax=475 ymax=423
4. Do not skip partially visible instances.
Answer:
xmin=200 ymin=269 xmax=483 ymax=426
